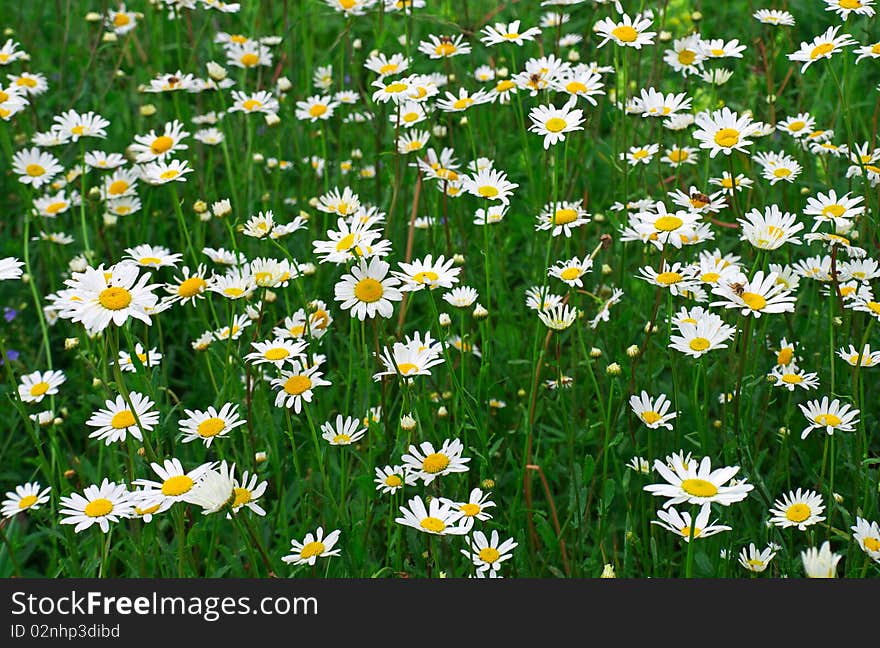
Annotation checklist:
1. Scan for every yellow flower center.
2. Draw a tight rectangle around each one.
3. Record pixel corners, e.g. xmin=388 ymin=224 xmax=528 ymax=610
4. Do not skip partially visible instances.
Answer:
xmin=553 ymin=208 xmax=578 ymax=225
xmin=29 ymin=381 xmax=50 ymax=397
xmin=701 ymin=272 xmax=720 ymax=284
xmin=84 ymin=498 xmax=113 ymax=517
xmin=242 ymin=99 xmax=262 ymax=111
xmin=740 ymin=292 xmax=767 ymax=311
xmin=566 ymin=81 xmax=587 ymax=94
xmin=113 ymin=13 xmax=131 ymax=27
xmin=668 ymin=149 xmax=689 ymax=163
xmin=18 ymin=494 xmax=38 ymax=509
xmin=177 ymin=277 xmax=206 ymax=297
xmin=822 ymin=204 xmax=845 ymax=218
xmin=263 ymin=348 xmax=289 ymax=361
xmin=495 ymin=80 xmax=515 ymax=92
xmin=787 ymin=120 xmax=806 ymax=132
xmin=139 ymin=257 xmax=162 ymax=266
xmin=98 ymin=287 xmax=133 ymax=311
xmin=223 ymin=287 xmax=244 ymax=298
xmin=162 ymin=475 xmax=194 ymax=496
xmin=422 ymin=452 xmax=450 ymax=474
xmin=680 ymin=478 xmax=719 ymax=497
xmin=16 ymin=76 xmax=38 ymax=88
xmin=680 ymin=526 xmax=703 ymax=538
xmin=656 ymin=271 xmax=683 ymax=285
xmin=309 ymin=103 xmax=328 ymax=118
xmin=785 ymin=503 xmax=811 ymax=523
xmin=781 ymin=373 xmax=803 ymax=384
xmin=385 ymin=474 xmax=402 ymax=487
xmin=777 ymin=348 xmax=793 ymax=365
xmin=197 ymin=417 xmax=226 ymax=438
xmin=108 ymin=410 xmax=136 ymax=431
xmin=71 ymin=125 xmax=85 ymax=135
xmin=815 ymin=413 xmax=842 ymax=427
xmin=810 ymin=43 xmax=835 ymax=59
xmin=655 ymin=215 xmax=683 ymax=232
xmin=420 ymin=516 xmax=446 ymax=532
xmin=773 ymin=168 xmax=792 ymax=178
xmin=283 ymin=375 xmax=312 ymax=396
xmin=689 ymin=337 xmax=711 ymax=352
xmin=413 ymin=270 xmax=439 ymax=284
xmin=840 ymin=0 xmax=862 ymax=9
xmin=378 ymin=63 xmax=398 ymax=75
xmin=678 ymin=50 xmax=696 ymax=65
xmin=477 ymin=185 xmax=499 ymax=198
xmin=354 ymin=277 xmax=384 ymax=303
xmin=560 ymin=267 xmax=582 ymax=281
xmin=452 ymin=98 xmax=473 ymax=110
xmin=714 ymin=128 xmax=740 ymax=148
xmin=150 ymin=135 xmax=174 ymax=154
xmin=333 ymin=433 xmax=352 ymax=444
xmin=632 ymin=149 xmax=650 ymax=159
xmin=544 ymin=117 xmax=568 ymax=133
xmin=460 ymin=503 xmax=481 ymax=517
xmin=641 ymin=411 xmax=662 ymax=424
xmin=300 ymin=540 xmax=326 ymax=559
xmin=232 ymin=487 xmax=252 ymax=507
xmin=863 ymin=537 xmax=880 ymax=552
xmin=402 ymin=112 xmax=421 ymax=123
xmin=479 ymin=547 xmax=501 ymax=563
xmin=611 ymin=25 xmax=638 ymax=43
xmin=45 ymin=201 xmax=67 ymax=214
xmin=25 ymin=163 xmax=46 ymax=177
xmin=241 ymin=52 xmax=259 ymax=67
xmin=434 ymin=43 xmax=457 ymax=56
xmin=159 ymin=169 xmax=180 ymax=180
xmin=108 ymin=179 xmax=129 ymax=195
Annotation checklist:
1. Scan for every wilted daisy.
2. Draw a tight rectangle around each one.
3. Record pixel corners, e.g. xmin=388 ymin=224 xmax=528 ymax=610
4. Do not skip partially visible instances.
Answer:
xmin=789 ymin=26 xmax=856 ymax=73
xmin=769 ymin=488 xmax=825 ymax=530
xmin=271 ymin=362 xmax=332 ymax=413
xmin=59 ymin=479 xmax=133 ymax=534
xmin=321 ymin=415 xmax=367 ymax=446
xmin=1 ymin=482 xmax=51 ymax=518
xmin=652 ymin=504 xmax=731 ymax=542
xmin=179 ymin=403 xmax=247 ymax=447
xmin=396 ymin=495 xmax=472 ymax=535
xmin=801 ymin=542 xmax=842 ymax=578
xmin=738 ymin=543 xmax=777 ymax=573
xmin=798 ymin=396 xmax=859 ymax=439
xmin=852 ymin=517 xmax=880 ymax=562
xmin=645 ymin=454 xmax=753 ymax=508
xmin=629 ymin=391 xmax=677 ymax=430
xmin=18 ymin=369 xmax=66 ymax=404
xmin=181 ymin=461 xmax=236 ymax=515
xmin=462 ymin=530 xmax=517 ymax=574
xmin=86 ymin=392 xmax=159 ymax=445
xmin=528 ymin=95 xmax=584 ymax=148
xmin=401 ymin=438 xmax=471 ymax=485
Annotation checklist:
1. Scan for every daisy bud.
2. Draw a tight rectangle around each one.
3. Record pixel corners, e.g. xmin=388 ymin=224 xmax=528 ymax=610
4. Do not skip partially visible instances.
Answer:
xmin=352 ymin=38 xmax=362 ymax=50
xmin=517 ymin=388 xmax=526 ymax=397
xmin=300 ymin=262 xmax=317 ymax=276
xmin=212 ymin=199 xmax=232 ymax=218
xmin=69 ymin=255 xmax=88 ymax=272
xmin=453 ymin=254 xmax=465 ymax=265
xmin=140 ymin=103 xmax=156 ymax=117
xmin=64 ymin=337 xmax=79 ymax=350
xmin=459 ymin=116 xmax=468 ymax=126
xmin=567 ymin=49 xmax=580 ymax=62
xmin=255 ymin=451 xmax=268 ymax=463
xmin=265 ymin=112 xmax=281 ymax=127
xmin=714 ymin=420 xmax=723 ymax=429
xmin=439 ymin=313 xmax=452 ymax=327
xmin=601 ymin=564 xmax=616 ymax=578
xmin=833 ymin=492 xmax=843 ymax=504
xmin=308 ymin=197 xmax=320 ymax=208
xmin=397 ymin=34 xmax=408 ymax=46
xmin=606 ymin=362 xmax=621 ymax=376
xmin=850 ymin=229 xmax=859 ymax=240
xmin=442 ymin=391 xmax=453 ymax=400
xmin=590 ymin=347 xmax=602 ymax=358
xmin=20 ymin=273 xmax=29 ymax=284
xmin=137 ymin=447 xmax=145 ymax=457
xmin=266 ymin=158 xmax=278 ymax=169
xmin=199 ymin=211 xmax=211 ymax=222
xmin=85 ymin=11 xmax=101 ymax=21
xmin=400 ymin=414 xmax=417 ymax=431
xmin=496 ymin=67 xmax=509 ymax=78
xmin=103 ymin=213 xmax=118 ymax=227
xmin=264 ymin=290 xmax=277 ymax=303
xmin=64 ymin=469 xmax=75 ymax=479
xmin=766 ymin=94 xmax=777 ymax=104
xmin=88 ymin=186 xmax=102 ymax=201
xmin=91 ymin=378 xmax=102 ymax=388
xmin=659 ymin=30 xmax=672 ymax=42
xmin=351 ymin=148 xmax=363 ymax=159
xmin=432 ymin=124 xmax=447 ymax=138
xmin=473 ymin=303 xmax=489 ymax=319
xmin=626 ymin=345 xmax=640 ymax=358
xmin=252 ymin=153 xmax=264 ymax=164
xmin=207 ymin=61 xmax=227 ymax=81
xmin=833 ymin=317 xmax=843 ymax=326
xmin=115 ymin=69 xmax=125 ymax=78
xmin=193 ymin=200 xmax=207 ymax=214
xmin=52 ymin=417 xmax=63 ymax=426
xmin=437 ymin=406 xmax=449 ymax=418
xmin=601 ymin=264 xmax=612 ymax=275
xmin=593 ymin=213 xmax=606 ymax=222
xmin=691 ymin=11 xmax=703 ymax=21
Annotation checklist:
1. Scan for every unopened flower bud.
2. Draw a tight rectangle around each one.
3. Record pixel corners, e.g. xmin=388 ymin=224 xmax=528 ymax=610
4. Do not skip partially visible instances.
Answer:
xmin=140 ymin=103 xmax=156 ymax=117
xmin=255 ymin=451 xmax=268 ymax=463
xmin=439 ymin=313 xmax=452 ymax=327
xmin=207 ymin=61 xmax=227 ymax=81
xmin=473 ymin=303 xmax=488 ymax=319
xmin=400 ymin=414 xmax=417 ymax=431
xmin=437 ymin=406 xmax=449 ymax=418
xmin=64 ymin=337 xmax=79 ymax=350
xmin=606 ymin=362 xmax=621 ymax=376
xmin=626 ymin=345 xmax=640 ymax=358
xmin=590 ymin=347 xmax=602 ymax=358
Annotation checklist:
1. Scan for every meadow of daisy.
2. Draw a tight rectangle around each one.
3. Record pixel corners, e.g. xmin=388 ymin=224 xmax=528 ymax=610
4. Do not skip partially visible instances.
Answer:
xmin=0 ymin=0 xmax=879 ymax=580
